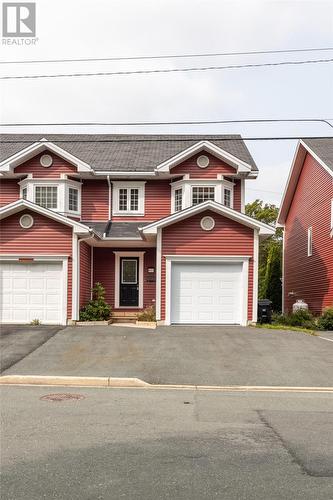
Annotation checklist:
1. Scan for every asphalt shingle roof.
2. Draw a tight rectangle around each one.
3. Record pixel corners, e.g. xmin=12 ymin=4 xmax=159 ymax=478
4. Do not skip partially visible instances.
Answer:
xmin=0 ymin=134 xmax=258 ymax=172
xmin=302 ymin=138 xmax=333 ymax=173
xmin=81 ymin=221 xmax=150 ymax=238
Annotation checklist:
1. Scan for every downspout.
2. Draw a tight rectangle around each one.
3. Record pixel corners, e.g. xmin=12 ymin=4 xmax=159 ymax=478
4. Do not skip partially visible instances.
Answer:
xmin=77 ymin=230 xmax=95 ymax=320
xmin=107 ymin=175 xmax=111 ymax=220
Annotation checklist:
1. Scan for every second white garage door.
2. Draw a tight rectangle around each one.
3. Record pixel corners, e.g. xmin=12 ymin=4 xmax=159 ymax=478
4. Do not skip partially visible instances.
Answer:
xmin=0 ymin=261 xmax=64 ymax=325
xmin=171 ymin=262 xmax=243 ymax=324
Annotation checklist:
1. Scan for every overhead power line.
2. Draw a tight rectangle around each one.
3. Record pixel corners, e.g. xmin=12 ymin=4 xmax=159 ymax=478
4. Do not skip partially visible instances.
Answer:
xmin=1 ymin=58 xmax=332 ymax=81
xmin=1 ymin=118 xmax=332 ymax=128
xmin=1 ymin=46 xmax=332 ymax=65
xmin=0 ymin=136 xmax=332 ymax=144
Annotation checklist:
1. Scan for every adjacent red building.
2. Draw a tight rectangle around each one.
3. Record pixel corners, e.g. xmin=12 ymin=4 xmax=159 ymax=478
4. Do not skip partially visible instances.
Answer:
xmin=0 ymin=135 xmax=274 ymax=325
xmin=278 ymin=139 xmax=333 ymax=314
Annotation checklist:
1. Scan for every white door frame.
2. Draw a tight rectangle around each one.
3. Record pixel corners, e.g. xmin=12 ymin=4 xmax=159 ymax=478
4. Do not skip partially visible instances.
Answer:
xmin=164 ymin=255 xmax=250 ymax=326
xmin=113 ymin=251 xmax=145 ymax=308
xmin=0 ymin=254 xmax=68 ymax=325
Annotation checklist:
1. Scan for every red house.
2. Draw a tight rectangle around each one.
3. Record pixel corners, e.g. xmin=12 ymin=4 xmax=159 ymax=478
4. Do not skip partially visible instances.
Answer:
xmin=0 ymin=134 xmax=274 ymax=326
xmin=278 ymin=139 xmax=333 ymax=314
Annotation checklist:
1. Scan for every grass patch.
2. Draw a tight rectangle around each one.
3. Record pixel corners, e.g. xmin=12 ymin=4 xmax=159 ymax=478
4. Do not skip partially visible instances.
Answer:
xmin=254 ymin=323 xmax=317 ymax=336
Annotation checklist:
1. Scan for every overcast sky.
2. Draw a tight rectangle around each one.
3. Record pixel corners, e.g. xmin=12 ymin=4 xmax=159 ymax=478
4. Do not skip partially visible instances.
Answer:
xmin=1 ymin=0 xmax=333 ymax=205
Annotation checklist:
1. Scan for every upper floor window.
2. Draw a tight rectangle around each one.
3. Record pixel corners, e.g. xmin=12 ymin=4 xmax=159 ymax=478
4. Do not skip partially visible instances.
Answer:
xmin=68 ymin=187 xmax=79 ymax=212
xmin=19 ymin=177 xmax=81 ymax=215
xmin=174 ymin=188 xmax=183 ymax=212
xmin=224 ymin=188 xmax=231 ymax=208
xmin=35 ymin=186 xmax=58 ymax=209
xmin=112 ymin=182 xmax=145 ymax=216
xmin=192 ymin=186 xmax=215 ymax=205
xmin=307 ymin=227 xmax=313 ymax=256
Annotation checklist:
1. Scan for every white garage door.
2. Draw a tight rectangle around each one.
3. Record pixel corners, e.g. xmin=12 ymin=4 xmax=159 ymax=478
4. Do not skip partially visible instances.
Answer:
xmin=171 ymin=262 xmax=243 ymax=324
xmin=0 ymin=262 xmax=64 ymax=325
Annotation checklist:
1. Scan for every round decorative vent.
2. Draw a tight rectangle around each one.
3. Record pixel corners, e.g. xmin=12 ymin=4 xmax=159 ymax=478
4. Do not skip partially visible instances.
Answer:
xmin=200 ymin=216 xmax=215 ymax=231
xmin=197 ymin=155 xmax=209 ymax=168
xmin=20 ymin=214 xmax=34 ymax=229
xmin=40 ymin=154 xmax=53 ymax=168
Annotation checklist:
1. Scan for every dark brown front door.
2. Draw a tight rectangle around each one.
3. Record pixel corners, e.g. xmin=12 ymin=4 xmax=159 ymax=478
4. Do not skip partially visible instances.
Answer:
xmin=119 ymin=257 xmax=139 ymax=307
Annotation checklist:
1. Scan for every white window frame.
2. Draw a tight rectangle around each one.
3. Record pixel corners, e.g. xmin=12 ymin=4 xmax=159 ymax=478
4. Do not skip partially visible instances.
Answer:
xmin=307 ymin=227 xmax=313 ymax=257
xmin=19 ymin=177 xmax=81 ymax=216
xmin=112 ymin=181 xmax=145 ymax=216
xmin=34 ymin=184 xmax=59 ymax=210
xmin=170 ymin=178 xmax=234 ymax=213
xmin=191 ymin=185 xmax=216 ymax=206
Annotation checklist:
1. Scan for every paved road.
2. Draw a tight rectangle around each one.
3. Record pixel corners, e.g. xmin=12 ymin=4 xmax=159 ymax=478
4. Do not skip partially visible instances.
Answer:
xmin=0 ymin=325 xmax=63 ymax=373
xmin=1 ymin=386 xmax=332 ymax=499
xmin=3 ymin=325 xmax=332 ymax=387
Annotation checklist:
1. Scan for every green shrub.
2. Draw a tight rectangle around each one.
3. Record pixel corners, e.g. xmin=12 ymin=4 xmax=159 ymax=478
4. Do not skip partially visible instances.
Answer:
xmin=79 ymin=282 xmax=111 ymax=321
xmin=272 ymin=309 xmax=316 ymax=329
xmin=137 ymin=305 xmax=156 ymax=322
xmin=317 ymin=307 xmax=333 ymax=330
xmin=30 ymin=318 xmax=41 ymax=326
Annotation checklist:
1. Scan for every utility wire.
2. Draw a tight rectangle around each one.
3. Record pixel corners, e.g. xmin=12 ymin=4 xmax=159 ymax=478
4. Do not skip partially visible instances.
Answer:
xmin=0 ymin=136 xmax=332 ymax=144
xmin=1 ymin=58 xmax=332 ymax=80
xmin=1 ymin=118 xmax=332 ymax=128
xmin=1 ymin=46 xmax=333 ymax=65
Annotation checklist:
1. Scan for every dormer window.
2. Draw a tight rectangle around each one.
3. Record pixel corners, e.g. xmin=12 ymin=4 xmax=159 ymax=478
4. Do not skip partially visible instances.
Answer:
xmin=174 ymin=188 xmax=183 ymax=212
xmin=19 ymin=177 xmax=81 ymax=216
xmin=35 ymin=186 xmax=58 ymax=209
xmin=112 ymin=182 xmax=145 ymax=216
xmin=224 ymin=188 xmax=231 ymax=208
xmin=192 ymin=186 xmax=215 ymax=205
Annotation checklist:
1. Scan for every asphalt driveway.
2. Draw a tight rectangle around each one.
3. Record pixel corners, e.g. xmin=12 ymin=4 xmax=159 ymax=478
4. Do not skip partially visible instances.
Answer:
xmin=0 ymin=325 xmax=63 ymax=373
xmin=2 ymin=325 xmax=332 ymax=386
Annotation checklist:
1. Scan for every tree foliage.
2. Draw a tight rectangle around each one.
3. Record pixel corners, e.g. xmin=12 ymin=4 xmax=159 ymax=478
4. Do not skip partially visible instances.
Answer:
xmin=245 ymin=199 xmax=282 ymax=311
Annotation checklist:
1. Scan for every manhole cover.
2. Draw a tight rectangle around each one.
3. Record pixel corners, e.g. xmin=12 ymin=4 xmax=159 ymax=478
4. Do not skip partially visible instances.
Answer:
xmin=40 ymin=393 xmax=85 ymax=402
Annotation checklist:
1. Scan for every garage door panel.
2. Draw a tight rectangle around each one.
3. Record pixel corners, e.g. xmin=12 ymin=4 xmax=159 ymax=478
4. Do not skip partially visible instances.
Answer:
xmin=171 ymin=262 xmax=243 ymax=325
xmin=0 ymin=262 xmax=64 ymax=325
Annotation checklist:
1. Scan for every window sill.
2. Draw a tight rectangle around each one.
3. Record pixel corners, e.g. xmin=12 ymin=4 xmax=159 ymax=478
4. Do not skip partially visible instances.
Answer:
xmin=113 ymin=212 xmax=145 ymax=217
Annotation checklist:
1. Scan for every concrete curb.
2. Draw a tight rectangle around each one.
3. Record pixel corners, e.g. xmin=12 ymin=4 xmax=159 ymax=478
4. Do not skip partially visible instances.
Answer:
xmin=0 ymin=375 xmax=333 ymax=392
xmin=0 ymin=375 xmax=150 ymax=388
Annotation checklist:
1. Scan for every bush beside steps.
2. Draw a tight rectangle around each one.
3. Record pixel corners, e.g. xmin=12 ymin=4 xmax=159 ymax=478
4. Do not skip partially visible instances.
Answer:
xmin=78 ymin=283 xmax=112 ymax=325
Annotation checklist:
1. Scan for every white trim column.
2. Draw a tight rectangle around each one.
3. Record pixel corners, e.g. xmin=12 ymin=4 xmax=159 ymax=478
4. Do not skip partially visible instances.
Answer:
xmin=155 ymin=229 xmax=162 ymax=321
xmin=72 ymin=232 xmax=79 ymax=320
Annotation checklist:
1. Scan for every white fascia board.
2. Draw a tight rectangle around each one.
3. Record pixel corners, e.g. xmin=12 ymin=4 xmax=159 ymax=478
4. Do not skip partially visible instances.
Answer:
xmin=140 ymin=200 xmax=275 ymax=236
xmin=154 ymin=140 xmax=252 ymax=173
xmin=278 ymin=140 xmax=333 ymax=225
xmin=0 ymin=139 xmax=92 ymax=173
xmin=0 ymin=199 xmax=92 ymax=235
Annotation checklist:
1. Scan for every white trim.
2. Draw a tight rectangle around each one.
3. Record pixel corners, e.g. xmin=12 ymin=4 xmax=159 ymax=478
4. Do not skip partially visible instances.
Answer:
xmin=200 ymin=216 xmax=215 ymax=231
xmin=0 ymin=255 xmax=68 ymax=326
xmin=113 ymin=251 xmax=145 ymax=309
xmin=19 ymin=214 xmax=34 ymax=229
xmin=241 ymin=178 xmax=245 ymax=213
xmin=156 ymin=228 xmax=162 ymax=321
xmin=170 ymin=178 xmax=235 ymax=212
xmin=72 ymin=233 xmax=78 ymax=320
xmin=0 ymin=139 xmax=92 ymax=173
xmin=141 ymin=200 xmax=275 ymax=236
xmin=112 ymin=181 xmax=145 ymax=216
xmin=252 ymin=229 xmax=259 ymax=323
xmin=278 ymin=140 xmax=333 ymax=225
xmin=282 ymin=229 xmax=285 ymax=313
xmin=155 ymin=140 xmax=253 ymax=174
xmin=164 ymin=255 xmax=250 ymax=326
xmin=307 ymin=226 xmax=313 ymax=257
xmin=0 ymin=199 xmax=91 ymax=235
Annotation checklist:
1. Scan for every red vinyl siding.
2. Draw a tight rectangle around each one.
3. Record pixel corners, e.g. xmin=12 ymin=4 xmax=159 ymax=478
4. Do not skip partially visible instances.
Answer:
xmin=161 ymin=210 xmax=254 ymax=321
xmin=0 ymin=211 xmax=73 ymax=318
xmin=284 ymin=153 xmax=333 ymax=314
xmin=172 ymin=152 xmax=237 ymax=178
xmin=233 ymin=179 xmax=242 ymax=212
xmin=14 ymin=151 xmax=77 ymax=178
xmin=79 ymin=242 xmax=91 ymax=308
xmin=112 ymin=180 xmax=171 ymax=221
xmin=93 ymin=247 xmax=156 ymax=309
xmin=81 ymin=180 xmax=109 ymax=221
xmin=0 ymin=179 xmax=20 ymax=206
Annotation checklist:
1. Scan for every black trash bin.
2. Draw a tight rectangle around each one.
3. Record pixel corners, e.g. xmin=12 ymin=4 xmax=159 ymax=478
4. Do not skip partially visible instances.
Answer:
xmin=257 ymin=299 xmax=272 ymax=324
